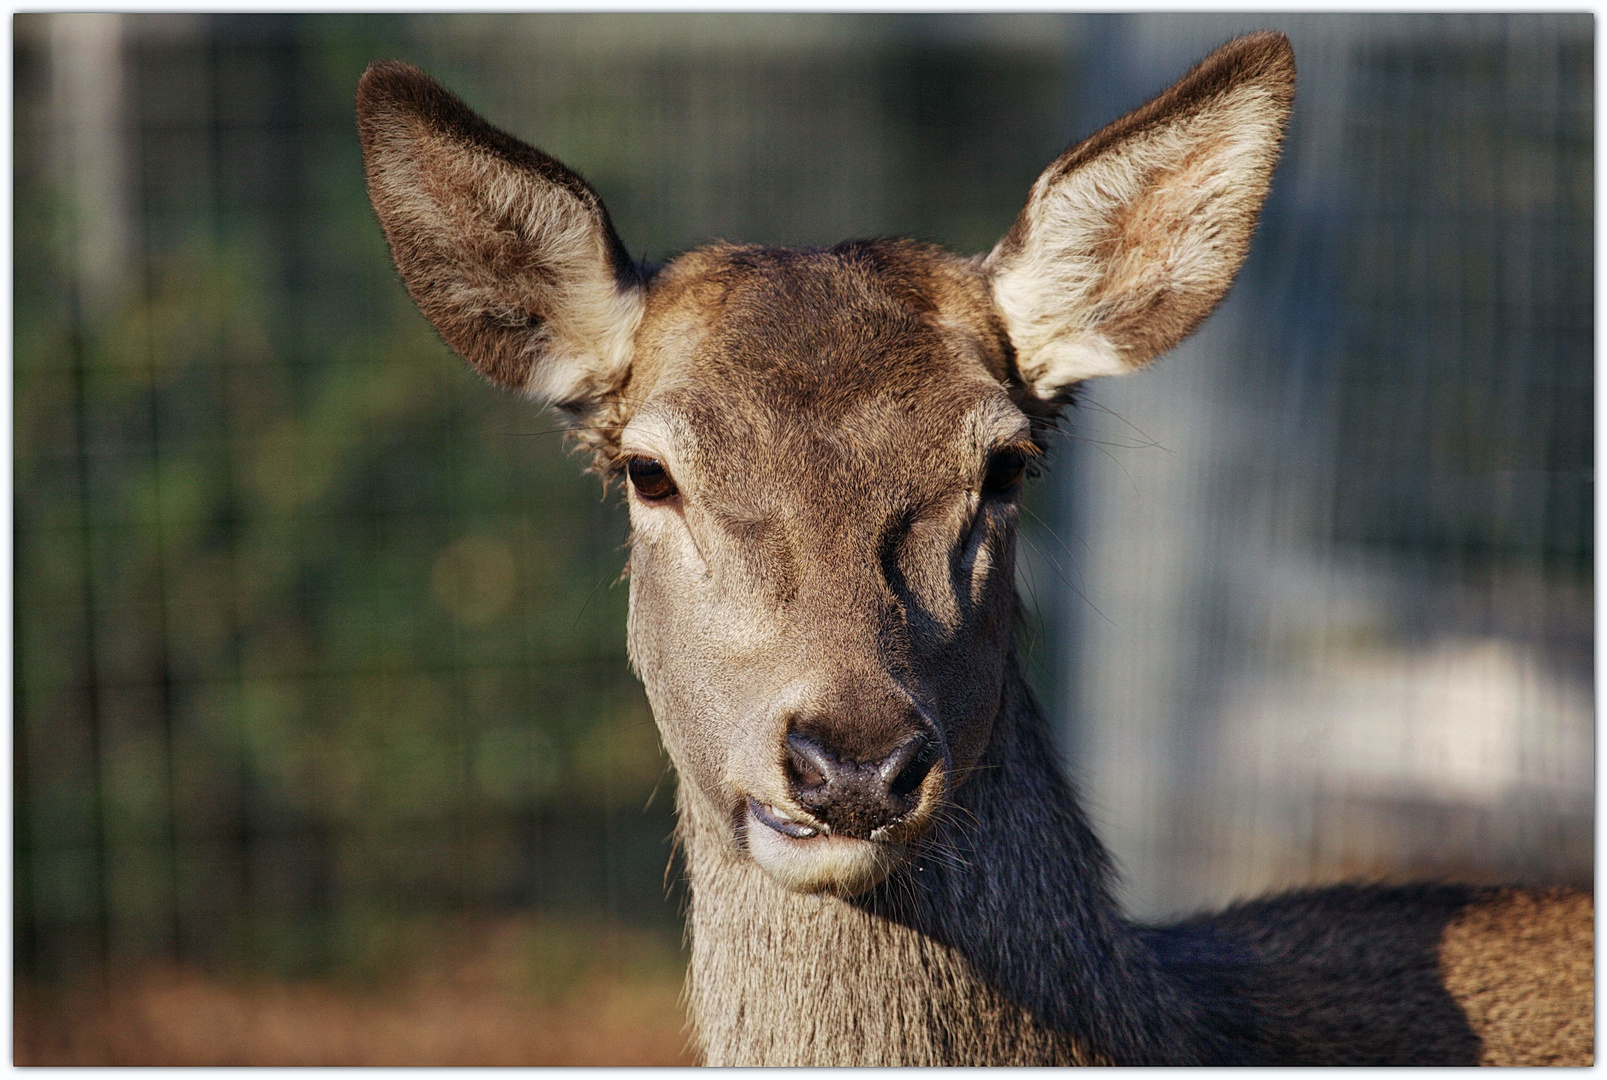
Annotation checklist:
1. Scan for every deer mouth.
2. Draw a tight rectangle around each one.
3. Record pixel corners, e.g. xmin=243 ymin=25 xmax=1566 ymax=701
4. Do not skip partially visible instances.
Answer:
xmin=743 ymin=796 xmax=913 ymax=895
xmin=749 ymin=797 xmax=822 ymax=838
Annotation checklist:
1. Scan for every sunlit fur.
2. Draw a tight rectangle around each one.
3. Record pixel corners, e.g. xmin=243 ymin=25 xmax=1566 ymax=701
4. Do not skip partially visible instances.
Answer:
xmin=986 ymin=33 xmax=1294 ymax=400
xmin=358 ymin=32 xmax=1593 ymax=1066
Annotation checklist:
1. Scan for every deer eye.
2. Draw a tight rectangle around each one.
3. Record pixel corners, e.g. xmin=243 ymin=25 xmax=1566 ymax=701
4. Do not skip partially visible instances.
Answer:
xmin=626 ymin=455 xmax=678 ymax=502
xmin=982 ymin=447 xmax=1028 ymax=497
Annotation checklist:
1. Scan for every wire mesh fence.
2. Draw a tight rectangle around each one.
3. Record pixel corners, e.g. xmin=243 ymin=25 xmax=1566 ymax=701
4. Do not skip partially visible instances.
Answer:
xmin=1057 ymin=14 xmax=1592 ymax=918
xmin=13 ymin=11 xmax=1593 ymax=1063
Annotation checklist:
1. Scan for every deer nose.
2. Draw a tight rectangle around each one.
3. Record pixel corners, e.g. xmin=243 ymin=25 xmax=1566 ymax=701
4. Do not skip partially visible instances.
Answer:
xmin=784 ymin=730 xmax=939 ymax=839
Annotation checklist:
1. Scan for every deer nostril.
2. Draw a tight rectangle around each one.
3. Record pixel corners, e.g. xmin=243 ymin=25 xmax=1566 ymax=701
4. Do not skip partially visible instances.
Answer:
xmin=885 ymin=735 xmax=937 ymax=801
xmin=785 ymin=732 xmax=833 ymax=791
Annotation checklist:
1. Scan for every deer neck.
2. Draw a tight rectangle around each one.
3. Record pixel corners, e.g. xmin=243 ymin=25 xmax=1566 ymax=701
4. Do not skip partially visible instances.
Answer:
xmin=676 ymin=650 xmax=1217 ymax=1066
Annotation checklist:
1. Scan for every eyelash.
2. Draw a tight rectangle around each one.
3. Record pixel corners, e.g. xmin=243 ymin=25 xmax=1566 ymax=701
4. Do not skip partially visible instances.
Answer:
xmin=982 ymin=446 xmax=1035 ymax=497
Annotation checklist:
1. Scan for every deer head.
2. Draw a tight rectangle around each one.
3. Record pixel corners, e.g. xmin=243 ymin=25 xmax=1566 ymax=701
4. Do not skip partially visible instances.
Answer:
xmin=357 ymin=32 xmax=1294 ymax=897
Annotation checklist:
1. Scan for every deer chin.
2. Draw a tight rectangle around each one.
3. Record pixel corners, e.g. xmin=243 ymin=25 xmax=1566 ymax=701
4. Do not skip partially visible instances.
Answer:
xmin=743 ymin=799 xmax=909 ymax=896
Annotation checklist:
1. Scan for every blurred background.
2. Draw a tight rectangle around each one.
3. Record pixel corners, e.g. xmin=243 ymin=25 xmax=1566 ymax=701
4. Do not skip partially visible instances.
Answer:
xmin=13 ymin=12 xmax=1592 ymax=1065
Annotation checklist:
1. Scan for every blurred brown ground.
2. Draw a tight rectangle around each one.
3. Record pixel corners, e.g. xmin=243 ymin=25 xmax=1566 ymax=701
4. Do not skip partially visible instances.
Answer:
xmin=14 ymin=915 xmax=696 ymax=1066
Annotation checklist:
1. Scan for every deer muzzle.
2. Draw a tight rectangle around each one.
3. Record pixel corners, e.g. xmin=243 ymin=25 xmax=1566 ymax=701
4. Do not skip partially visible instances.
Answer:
xmin=784 ymin=731 xmax=938 ymax=839
xmin=742 ymin=707 xmax=946 ymax=895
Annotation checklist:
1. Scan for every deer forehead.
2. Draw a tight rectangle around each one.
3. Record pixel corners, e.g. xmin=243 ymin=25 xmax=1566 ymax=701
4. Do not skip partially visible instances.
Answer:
xmin=621 ymin=243 xmax=1029 ymax=495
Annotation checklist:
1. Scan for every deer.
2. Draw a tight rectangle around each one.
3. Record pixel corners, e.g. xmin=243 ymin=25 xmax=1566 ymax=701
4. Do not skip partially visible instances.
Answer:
xmin=355 ymin=31 xmax=1592 ymax=1066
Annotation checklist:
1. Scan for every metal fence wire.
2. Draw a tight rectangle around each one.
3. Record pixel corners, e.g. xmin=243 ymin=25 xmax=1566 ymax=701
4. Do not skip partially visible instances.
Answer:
xmin=14 ymin=12 xmax=1592 ymax=997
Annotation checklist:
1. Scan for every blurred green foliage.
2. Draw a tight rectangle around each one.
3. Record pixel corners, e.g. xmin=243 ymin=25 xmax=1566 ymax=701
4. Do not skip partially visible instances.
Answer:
xmin=15 ymin=15 xmax=662 ymax=980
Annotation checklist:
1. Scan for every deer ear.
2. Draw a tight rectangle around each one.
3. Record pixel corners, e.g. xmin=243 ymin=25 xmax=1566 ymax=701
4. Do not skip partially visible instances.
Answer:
xmin=357 ymin=61 xmax=643 ymax=407
xmin=986 ymin=32 xmax=1294 ymax=402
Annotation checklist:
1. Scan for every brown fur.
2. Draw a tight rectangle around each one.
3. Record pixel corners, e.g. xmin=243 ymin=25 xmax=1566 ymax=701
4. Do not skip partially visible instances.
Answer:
xmin=357 ymin=60 xmax=643 ymax=416
xmin=356 ymin=32 xmax=1592 ymax=1066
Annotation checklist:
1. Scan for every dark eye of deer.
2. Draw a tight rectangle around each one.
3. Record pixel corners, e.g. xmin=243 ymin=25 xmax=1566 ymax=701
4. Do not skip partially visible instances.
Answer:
xmin=982 ymin=448 xmax=1027 ymax=497
xmin=626 ymin=456 xmax=678 ymax=502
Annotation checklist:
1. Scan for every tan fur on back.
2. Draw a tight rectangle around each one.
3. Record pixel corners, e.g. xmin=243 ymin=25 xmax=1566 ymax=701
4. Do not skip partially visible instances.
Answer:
xmin=1440 ymin=888 xmax=1594 ymax=1065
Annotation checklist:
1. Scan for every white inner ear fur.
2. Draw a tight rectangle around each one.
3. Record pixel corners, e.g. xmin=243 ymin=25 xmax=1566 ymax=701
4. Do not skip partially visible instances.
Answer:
xmin=522 ymin=283 xmax=644 ymax=407
xmin=986 ymin=78 xmax=1287 ymax=401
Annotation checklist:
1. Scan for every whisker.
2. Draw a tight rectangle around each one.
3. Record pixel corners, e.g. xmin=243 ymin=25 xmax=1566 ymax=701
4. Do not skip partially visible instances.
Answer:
xmin=1076 ymin=396 xmax=1173 ymax=453
xmin=493 ymin=426 xmax=574 ymax=438
xmin=1020 ymin=520 xmax=1111 ymax=627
